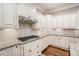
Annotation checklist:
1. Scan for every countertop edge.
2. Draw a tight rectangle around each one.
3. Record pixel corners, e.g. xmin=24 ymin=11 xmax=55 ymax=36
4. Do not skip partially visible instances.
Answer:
xmin=0 ymin=34 xmax=79 ymax=50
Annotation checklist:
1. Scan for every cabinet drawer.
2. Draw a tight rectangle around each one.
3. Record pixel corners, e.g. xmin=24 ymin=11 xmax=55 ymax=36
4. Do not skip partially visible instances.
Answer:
xmin=24 ymin=46 xmax=40 ymax=56
xmin=0 ymin=48 xmax=12 ymax=56
xmin=0 ymin=50 xmax=8 ymax=56
xmin=24 ymin=40 xmax=40 ymax=48
xmin=24 ymin=40 xmax=41 ymax=56
xmin=12 ymin=45 xmax=21 ymax=56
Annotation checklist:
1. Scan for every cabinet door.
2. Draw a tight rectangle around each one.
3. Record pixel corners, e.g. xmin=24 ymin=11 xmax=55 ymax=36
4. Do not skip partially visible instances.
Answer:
xmin=12 ymin=45 xmax=21 ymax=56
xmin=0 ymin=3 xmax=3 ymax=26
xmin=54 ymin=36 xmax=66 ymax=49
xmin=20 ymin=45 xmax=24 ymax=56
xmin=48 ymin=36 xmax=57 ymax=46
xmin=70 ymin=12 xmax=77 ymax=28
xmin=56 ymin=15 xmax=63 ymax=28
xmin=34 ymin=10 xmax=41 ymax=29
xmin=57 ymin=36 xmax=66 ymax=48
xmin=24 ymin=40 xmax=41 ymax=56
xmin=46 ymin=15 xmax=53 ymax=29
xmin=3 ymin=3 xmax=17 ymax=26
xmin=29 ymin=5 xmax=36 ymax=18
xmin=52 ymin=16 xmax=57 ymax=28
xmin=63 ymin=14 xmax=70 ymax=28
xmin=63 ymin=37 xmax=71 ymax=49
xmin=63 ymin=12 xmax=77 ymax=28
xmin=77 ymin=8 xmax=79 ymax=29
xmin=44 ymin=38 xmax=49 ymax=49
xmin=38 ymin=39 xmax=44 ymax=52
xmin=0 ymin=48 xmax=12 ymax=56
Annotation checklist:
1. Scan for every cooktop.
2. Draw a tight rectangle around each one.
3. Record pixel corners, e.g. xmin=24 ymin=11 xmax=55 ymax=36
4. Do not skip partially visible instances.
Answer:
xmin=18 ymin=35 xmax=39 ymax=42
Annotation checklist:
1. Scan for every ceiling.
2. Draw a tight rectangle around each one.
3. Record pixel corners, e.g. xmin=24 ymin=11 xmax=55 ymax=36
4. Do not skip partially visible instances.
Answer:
xmin=33 ymin=3 xmax=79 ymax=14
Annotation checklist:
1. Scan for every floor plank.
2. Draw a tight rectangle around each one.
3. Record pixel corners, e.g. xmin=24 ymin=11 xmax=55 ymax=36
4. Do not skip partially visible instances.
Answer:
xmin=42 ymin=45 xmax=70 ymax=56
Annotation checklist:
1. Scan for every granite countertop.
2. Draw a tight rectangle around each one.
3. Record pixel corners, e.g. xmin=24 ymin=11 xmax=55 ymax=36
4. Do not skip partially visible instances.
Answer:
xmin=46 ymin=34 xmax=79 ymax=38
xmin=0 ymin=38 xmax=40 ymax=50
xmin=0 ymin=34 xmax=79 ymax=50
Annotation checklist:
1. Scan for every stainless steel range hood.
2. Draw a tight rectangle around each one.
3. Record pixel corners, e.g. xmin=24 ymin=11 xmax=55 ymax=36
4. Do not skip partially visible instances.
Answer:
xmin=19 ymin=15 xmax=38 ymax=24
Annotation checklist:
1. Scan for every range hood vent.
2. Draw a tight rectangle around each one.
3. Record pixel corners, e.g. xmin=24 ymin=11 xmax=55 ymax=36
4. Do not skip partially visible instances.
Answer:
xmin=19 ymin=15 xmax=38 ymax=24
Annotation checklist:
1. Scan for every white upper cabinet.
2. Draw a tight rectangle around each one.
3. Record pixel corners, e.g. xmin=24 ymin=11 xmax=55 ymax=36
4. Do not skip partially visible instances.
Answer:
xmin=40 ymin=14 xmax=46 ymax=29
xmin=29 ymin=5 xmax=37 ymax=19
xmin=52 ymin=16 xmax=57 ymax=28
xmin=77 ymin=7 xmax=79 ymax=29
xmin=46 ymin=15 xmax=53 ymax=29
xmin=63 ymin=12 xmax=77 ymax=29
xmin=17 ymin=4 xmax=37 ymax=19
xmin=0 ymin=3 xmax=18 ymax=28
xmin=52 ymin=15 xmax=63 ymax=28
xmin=34 ymin=10 xmax=42 ymax=29
xmin=3 ymin=4 xmax=17 ymax=27
xmin=55 ymin=15 xmax=63 ymax=28
xmin=0 ymin=4 xmax=3 ymax=26
xmin=70 ymin=12 xmax=77 ymax=28
xmin=34 ymin=10 xmax=46 ymax=30
xmin=17 ymin=4 xmax=29 ymax=16
xmin=51 ymin=7 xmax=78 ymax=29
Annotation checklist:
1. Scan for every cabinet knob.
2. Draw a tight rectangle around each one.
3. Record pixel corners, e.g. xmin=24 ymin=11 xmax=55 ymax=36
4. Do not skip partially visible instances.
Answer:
xmin=15 ymin=25 xmax=17 ymax=27
xmin=29 ymin=50 xmax=32 ymax=52
xmin=37 ymin=45 xmax=39 ymax=47
xmin=58 ymin=38 xmax=60 ymax=40
xmin=16 ymin=45 xmax=18 ymax=48
xmin=37 ymin=51 xmax=39 ymax=53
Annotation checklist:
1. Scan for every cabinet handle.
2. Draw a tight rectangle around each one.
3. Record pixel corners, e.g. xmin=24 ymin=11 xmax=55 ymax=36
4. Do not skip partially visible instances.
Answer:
xmin=58 ymin=38 xmax=60 ymax=40
xmin=16 ymin=46 xmax=18 ymax=48
xmin=37 ymin=52 xmax=39 ymax=53
xmin=15 ymin=25 xmax=17 ymax=27
xmin=29 ymin=50 xmax=32 ymax=52
xmin=37 ymin=45 xmax=39 ymax=47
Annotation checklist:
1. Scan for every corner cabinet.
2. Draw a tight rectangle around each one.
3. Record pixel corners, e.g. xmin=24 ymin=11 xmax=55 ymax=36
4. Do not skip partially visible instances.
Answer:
xmin=0 ymin=3 xmax=18 ymax=29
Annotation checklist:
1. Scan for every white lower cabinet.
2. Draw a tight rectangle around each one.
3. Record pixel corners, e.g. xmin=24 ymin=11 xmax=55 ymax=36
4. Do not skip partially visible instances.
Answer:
xmin=43 ymin=37 xmax=49 ymax=49
xmin=0 ymin=48 xmax=12 ymax=56
xmin=46 ymin=36 xmax=70 ymax=50
xmin=39 ymin=39 xmax=44 ymax=52
xmin=54 ymin=36 xmax=70 ymax=49
xmin=24 ymin=40 xmax=43 ymax=56
xmin=55 ymin=36 xmax=66 ymax=48
xmin=48 ymin=36 xmax=58 ymax=46
xmin=0 ymin=36 xmax=71 ymax=56
xmin=12 ymin=45 xmax=21 ymax=56
xmin=63 ymin=37 xmax=71 ymax=49
xmin=0 ymin=45 xmax=21 ymax=56
xmin=0 ymin=39 xmax=44 ymax=56
xmin=20 ymin=45 xmax=24 ymax=56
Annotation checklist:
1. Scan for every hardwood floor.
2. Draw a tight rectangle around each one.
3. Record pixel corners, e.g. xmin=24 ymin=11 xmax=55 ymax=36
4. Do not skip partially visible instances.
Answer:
xmin=42 ymin=45 xmax=70 ymax=56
